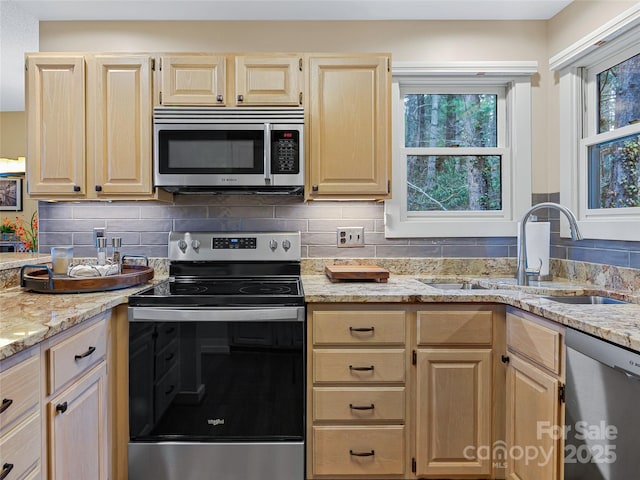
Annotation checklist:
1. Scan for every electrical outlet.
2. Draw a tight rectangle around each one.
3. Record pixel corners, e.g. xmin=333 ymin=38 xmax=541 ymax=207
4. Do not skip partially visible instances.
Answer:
xmin=93 ymin=227 xmax=106 ymax=247
xmin=337 ymin=227 xmax=365 ymax=248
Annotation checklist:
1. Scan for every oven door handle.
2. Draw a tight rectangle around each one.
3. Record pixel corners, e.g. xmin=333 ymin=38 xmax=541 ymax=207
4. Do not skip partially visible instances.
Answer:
xmin=129 ymin=307 xmax=304 ymax=323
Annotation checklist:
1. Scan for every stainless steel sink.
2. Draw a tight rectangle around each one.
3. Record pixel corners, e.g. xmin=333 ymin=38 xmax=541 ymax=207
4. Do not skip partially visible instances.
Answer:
xmin=420 ymin=281 xmax=488 ymax=290
xmin=541 ymin=295 xmax=628 ymax=304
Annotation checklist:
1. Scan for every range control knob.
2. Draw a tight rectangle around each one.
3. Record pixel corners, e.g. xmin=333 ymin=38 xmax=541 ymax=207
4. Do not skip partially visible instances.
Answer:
xmin=191 ymin=239 xmax=201 ymax=251
xmin=269 ymin=239 xmax=278 ymax=251
xmin=282 ymin=239 xmax=291 ymax=251
xmin=178 ymin=239 xmax=188 ymax=253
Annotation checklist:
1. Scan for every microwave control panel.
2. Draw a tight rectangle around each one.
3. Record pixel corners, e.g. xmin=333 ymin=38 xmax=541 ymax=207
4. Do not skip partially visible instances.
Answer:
xmin=271 ymin=131 xmax=300 ymax=174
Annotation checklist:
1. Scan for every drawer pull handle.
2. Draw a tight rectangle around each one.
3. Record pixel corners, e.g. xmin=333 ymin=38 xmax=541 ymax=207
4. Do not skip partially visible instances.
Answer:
xmin=350 ymin=449 xmax=375 ymax=457
xmin=349 ymin=403 xmax=375 ymax=411
xmin=56 ymin=402 xmax=68 ymax=414
xmin=165 ymin=385 xmax=175 ymax=395
xmin=75 ymin=346 xmax=96 ymax=360
xmin=0 ymin=398 xmax=13 ymax=414
xmin=0 ymin=463 xmax=14 ymax=480
xmin=349 ymin=365 xmax=375 ymax=372
xmin=165 ymin=353 xmax=175 ymax=362
xmin=349 ymin=326 xmax=375 ymax=333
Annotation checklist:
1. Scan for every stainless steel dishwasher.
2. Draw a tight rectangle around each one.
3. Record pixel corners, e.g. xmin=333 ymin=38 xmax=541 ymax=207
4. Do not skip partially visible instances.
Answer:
xmin=564 ymin=328 xmax=640 ymax=479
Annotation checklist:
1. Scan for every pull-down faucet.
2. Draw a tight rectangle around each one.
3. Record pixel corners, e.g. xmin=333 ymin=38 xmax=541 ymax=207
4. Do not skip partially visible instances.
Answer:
xmin=516 ymin=202 xmax=583 ymax=286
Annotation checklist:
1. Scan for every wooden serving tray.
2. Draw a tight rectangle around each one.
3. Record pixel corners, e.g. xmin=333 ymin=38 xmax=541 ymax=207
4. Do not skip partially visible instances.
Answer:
xmin=325 ymin=264 xmax=390 ymax=283
xmin=20 ymin=264 xmax=154 ymax=293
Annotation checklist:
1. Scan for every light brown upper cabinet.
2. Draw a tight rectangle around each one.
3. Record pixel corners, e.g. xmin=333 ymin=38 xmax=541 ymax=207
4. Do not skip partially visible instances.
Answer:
xmin=26 ymin=53 xmax=169 ymax=201
xmin=234 ymin=55 xmax=302 ymax=106
xmin=26 ymin=55 xmax=86 ymax=197
xmin=306 ymin=54 xmax=391 ymax=201
xmin=159 ymin=54 xmax=226 ymax=105
xmin=159 ymin=54 xmax=303 ymax=106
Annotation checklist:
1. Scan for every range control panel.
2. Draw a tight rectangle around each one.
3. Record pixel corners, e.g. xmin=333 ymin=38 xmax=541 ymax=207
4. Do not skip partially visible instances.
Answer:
xmin=168 ymin=231 xmax=301 ymax=262
xmin=213 ymin=237 xmax=257 ymax=249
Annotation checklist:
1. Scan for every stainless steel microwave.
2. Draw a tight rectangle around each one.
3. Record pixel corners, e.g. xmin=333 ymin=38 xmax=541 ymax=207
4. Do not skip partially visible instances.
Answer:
xmin=153 ymin=107 xmax=304 ymax=194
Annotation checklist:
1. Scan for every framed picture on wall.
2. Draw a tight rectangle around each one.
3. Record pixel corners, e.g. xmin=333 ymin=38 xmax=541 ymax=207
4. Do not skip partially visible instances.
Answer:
xmin=0 ymin=178 xmax=22 ymax=211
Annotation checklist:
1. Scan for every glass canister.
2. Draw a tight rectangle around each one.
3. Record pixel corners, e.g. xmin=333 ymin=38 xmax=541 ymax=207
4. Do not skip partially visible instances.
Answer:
xmin=51 ymin=246 xmax=73 ymax=275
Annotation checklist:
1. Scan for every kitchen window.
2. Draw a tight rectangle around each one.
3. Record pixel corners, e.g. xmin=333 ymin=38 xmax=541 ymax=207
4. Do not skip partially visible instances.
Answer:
xmin=385 ymin=63 xmax=535 ymax=237
xmin=554 ymin=5 xmax=640 ymax=240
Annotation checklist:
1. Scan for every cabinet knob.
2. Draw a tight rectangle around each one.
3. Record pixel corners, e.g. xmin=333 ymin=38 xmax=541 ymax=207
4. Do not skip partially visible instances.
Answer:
xmin=216 ymin=94 xmax=224 ymax=103
xmin=349 ymin=450 xmax=375 ymax=457
xmin=0 ymin=463 xmax=14 ymax=480
xmin=56 ymin=402 xmax=68 ymax=414
xmin=0 ymin=398 xmax=13 ymax=414
xmin=74 ymin=346 xmax=96 ymax=360
xmin=73 ymin=185 xmax=81 ymax=192
xmin=237 ymin=94 xmax=244 ymax=102
xmin=95 ymin=185 xmax=102 ymax=192
xmin=312 ymin=184 xmax=319 ymax=192
xmin=501 ymin=355 xmax=510 ymax=364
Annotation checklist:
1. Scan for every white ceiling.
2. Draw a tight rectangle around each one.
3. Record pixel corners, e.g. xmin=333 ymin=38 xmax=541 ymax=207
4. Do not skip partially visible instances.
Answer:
xmin=5 ymin=0 xmax=573 ymax=21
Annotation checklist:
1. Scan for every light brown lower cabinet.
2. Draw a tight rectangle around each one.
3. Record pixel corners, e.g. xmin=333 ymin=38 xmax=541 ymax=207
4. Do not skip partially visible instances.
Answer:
xmin=42 ymin=313 xmax=110 ymax=480
xmin=46 ymin=362 xmax=108 ymax=479
xmin=505 ymin=307 xmax=565 ymax=480
xmin=414 ymin=348 xmax=492 ymax=477
xmin=0 ymin=346 xmax=41 ymax=480
xmin=307 ymin=303 xmax=505 ymax=479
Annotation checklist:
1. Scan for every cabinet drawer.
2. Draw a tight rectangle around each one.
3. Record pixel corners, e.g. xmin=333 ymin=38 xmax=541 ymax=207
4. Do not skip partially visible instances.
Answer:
xmin=0 ymin=413 xmax=41 ymax=480
xmin=0 ymin=354 xmax=40 ymax=434
xmin=313 ymin=425 xmax=405 ymax=476
xmin=507 ymin=312 xmax=562 ymax=375
xmin=417 ymin=310 xmax=492 ymax=345
xmin=313 ymin=350 xmax=405 ymax=383
xmin=313 ymin=387 xmax=405 ymax=422
xmin=313 ymin=310 xmax=405 ymax=345
xmin=48 ymin=319 xmax=107 ymax=395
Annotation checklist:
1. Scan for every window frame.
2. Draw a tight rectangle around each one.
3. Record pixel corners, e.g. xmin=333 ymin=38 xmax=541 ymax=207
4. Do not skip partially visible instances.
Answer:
xmin=554 ymin=4 xmax=640 ymax=240
xmin=385 ymin=62 xmax=535 ymax=238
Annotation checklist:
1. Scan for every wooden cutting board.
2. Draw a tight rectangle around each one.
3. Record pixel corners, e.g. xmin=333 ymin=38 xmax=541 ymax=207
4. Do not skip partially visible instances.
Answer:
xmin=324 ymin=264 xmax=390 ymax=283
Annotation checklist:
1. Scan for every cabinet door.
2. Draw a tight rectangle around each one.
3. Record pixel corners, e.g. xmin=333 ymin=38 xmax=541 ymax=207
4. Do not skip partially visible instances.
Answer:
xmin=161 ymin=55 xmax=226 ymax=105
xmin=506 ymin=355 xmax=561 ymax=480
xmin=26 ymin=55 xmax=86 ymax=196
xmin=47 ymin=362 xmax=108 ymax=480
xmin=235 ymin=55 xmax=302 ymax=106
xmin=415 ymin=348 xmax=492 ymax=477
xmin=308 ymin=55 xmax=391 ymax=199
xmin=87 ymin=55 xmax=153 ymax=196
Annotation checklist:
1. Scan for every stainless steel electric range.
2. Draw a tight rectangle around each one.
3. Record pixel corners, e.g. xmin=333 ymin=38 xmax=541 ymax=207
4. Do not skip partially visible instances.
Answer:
xmin=127 ymin=231 xmax=305 ymax=480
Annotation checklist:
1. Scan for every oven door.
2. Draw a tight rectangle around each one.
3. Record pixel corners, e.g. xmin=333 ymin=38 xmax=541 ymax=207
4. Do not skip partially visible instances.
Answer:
xmin=154 ymin=123 xmax=268 ymax=187
xmin=128 ymin=306 xmax=305 ymax=480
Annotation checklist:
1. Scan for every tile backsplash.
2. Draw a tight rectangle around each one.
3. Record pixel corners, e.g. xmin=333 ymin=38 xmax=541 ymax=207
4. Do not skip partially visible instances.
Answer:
xmin=38 ymin=195 xmax=517 ymax=258
xmin=37 ymin=193 xmax=640 ymax=268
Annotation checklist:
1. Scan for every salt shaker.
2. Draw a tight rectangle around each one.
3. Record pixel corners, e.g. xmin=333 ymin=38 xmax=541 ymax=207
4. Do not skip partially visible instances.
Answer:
xmin=96 ymin=237 xmax=107 ymax=266
xmin=112 ymin=237 xmax=122 ymax=272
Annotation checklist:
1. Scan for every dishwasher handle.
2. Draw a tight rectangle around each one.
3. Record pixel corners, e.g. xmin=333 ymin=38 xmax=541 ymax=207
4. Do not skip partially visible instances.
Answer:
xmin=613 ymin=365 xmax=640 ymax=381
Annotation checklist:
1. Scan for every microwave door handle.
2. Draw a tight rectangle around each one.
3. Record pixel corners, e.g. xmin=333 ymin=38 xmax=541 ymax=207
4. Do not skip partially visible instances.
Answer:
xmin=264 ymin=123 xmax=271 ymax=184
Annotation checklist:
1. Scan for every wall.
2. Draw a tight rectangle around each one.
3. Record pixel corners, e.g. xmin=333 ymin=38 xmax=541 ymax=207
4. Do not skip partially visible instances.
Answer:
xmin=28 ymin=7 xmax=640 ymax=267
xmin=0 ymin=111 xmax=38 ymax=246
xmin=544 ymin=1 xmax=640 ymax=267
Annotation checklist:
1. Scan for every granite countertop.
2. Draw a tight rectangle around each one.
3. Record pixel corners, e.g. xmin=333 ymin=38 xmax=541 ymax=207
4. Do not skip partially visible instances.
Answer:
xmin=0 ymin=252 xmax=52 ymax=271
xmin=3 ymin=258 xmax=640 ymax=360
xmin=302 ymin=274 xmax=640 ymax=352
